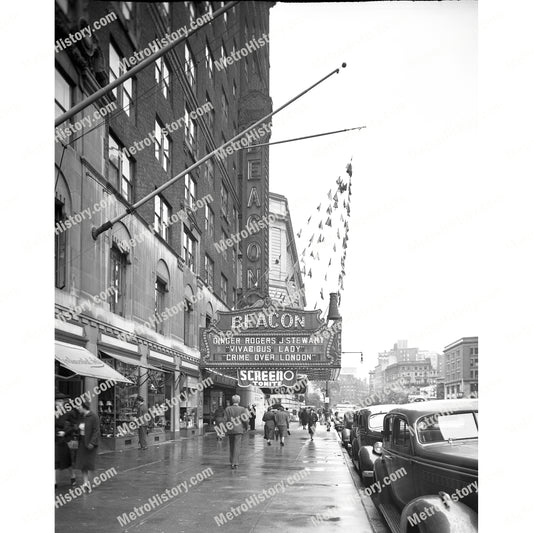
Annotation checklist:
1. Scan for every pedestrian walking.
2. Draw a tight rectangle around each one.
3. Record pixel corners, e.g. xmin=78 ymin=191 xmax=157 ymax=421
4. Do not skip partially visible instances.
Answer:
xmin=274 ymin=406 xmax=291 ymax=447
xmin=136 ymin=396 xmax=149 ymax=450
xmin=224 ymin=395 xmax=249 ymax=469
xmin=249 ymin=404 xmax=256 ymax=430
xmin=300 ymin=407 xmax=309 ymax=430
xmin=55 ymin=393 xmax=76 ymax=488
xmin=214 ymin=404 xmax=226 ymax=440
xmin=308 ymin=408 xmax=319 ymax=441
xmin=262 ymin=407 xmax=276 ymax=445
xmin=75 ymin=402 xmax=100 ymax=490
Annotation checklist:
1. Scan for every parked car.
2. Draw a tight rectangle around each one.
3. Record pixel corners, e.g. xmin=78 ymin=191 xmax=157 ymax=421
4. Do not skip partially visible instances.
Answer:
xmin=340 ymin=409 xmax=355 ymax=448
xmin=350 ymin=404 xmax=397 ymax=486
xmin=373 ymin=399 xmax=478 ymax=533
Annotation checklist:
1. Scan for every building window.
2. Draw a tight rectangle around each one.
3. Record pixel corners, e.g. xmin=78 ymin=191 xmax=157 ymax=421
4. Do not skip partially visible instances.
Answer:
xmin=232 ymin=80 xmax=237 ymax=98
xmin=186 ymin=1 xmax=196 ymax=23
xmin=161 ymin=2 xmax=169 ymax=16
xmin=121 ymin=2 xmax=133 ymax=20
xmin=205 ymin=42 xmax=214 ymax=79
xmin=108 ymin=133 xmax=133 ymax=201
xmin=155 ymin=277 xmax=167 ymax=334
xmin=221 ymin=274 xmax=228 ymax=304
xmin=55 ymin=200 xmax=67 ymax=289
xmin=184 ymin=300 xmax=194 ymax=346
xmin=155 ymin=58 xmax=170 ymax=98
xmin=184 ymin=173 xmax=196 ymax=208
xmin=204 ymin=1 xmax=213 ymax=17
xmin=205 ymin=255 xmax=214 ymax=288
xmin=184 ymin=104 xmax=196 ymax=148
xmin=220 ymin=43 xmax=228 ymax=64
xmin=109 ymin=42 xmax=133 ymax=116
xmin=184 ymin=43 xmax=196 ymax=90
xmin=55 ymin=69 xmax=72 ymax=118
xmin=205 ymin=93 xmax=214 ymax=129
xmin=154 ymin=195 xmax=170 ymax=241
xmin=204 ymin=158 xmax=214 ymax=189
xmin=155 ymin=119 xmax=170 ymax=171
xmin=221 ymin=184 xmax=228 ymax=218
xmin=183 ymin=227 xmax=197 ymax=271
xmin=232 ymin=206 xmax=238 ymax=233
xmin=110 ymin=245 xmax=127 ymax=316
xmin=205 ymin=205 xmax=214 ymax=238
xmin=221 ymin=230 xmax=228 ymax=260
xmin=221 ymin=90 xmax=229 ymax=122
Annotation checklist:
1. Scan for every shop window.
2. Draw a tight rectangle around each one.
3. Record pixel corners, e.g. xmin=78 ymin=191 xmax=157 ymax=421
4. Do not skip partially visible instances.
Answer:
xmin=98 ymin=359 xmax=140 ymax=438
xmin=110 ymin=245 xmax=127 ymax=316
xmin=147 ymin=370 xmax=172 ymax=431
xmin=179 ymin=374 xmax=199 ymax=429
xmin=55 ymin=200 xmax=67 ymax=289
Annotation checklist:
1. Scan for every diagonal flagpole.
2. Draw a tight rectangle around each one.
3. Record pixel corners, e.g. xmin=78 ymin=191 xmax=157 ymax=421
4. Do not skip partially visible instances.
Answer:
xmin=92 ymin=63 xmax=348 ymax=240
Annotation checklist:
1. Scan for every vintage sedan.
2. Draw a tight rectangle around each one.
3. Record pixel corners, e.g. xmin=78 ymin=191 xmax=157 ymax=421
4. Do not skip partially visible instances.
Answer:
xmin=373 ymin=399 xmax=478 ymax=533
xmin=350 ymin=404 xmax=398 ymax=485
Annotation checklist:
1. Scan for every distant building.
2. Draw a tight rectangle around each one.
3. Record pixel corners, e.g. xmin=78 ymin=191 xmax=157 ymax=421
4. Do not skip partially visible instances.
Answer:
xmin=268 ymin=192 xmax=306 ymax=309
xmin=443 ymin=337 xmax=478 ymax=398
xmin=383 ymin=359 xmax=433 ymax=395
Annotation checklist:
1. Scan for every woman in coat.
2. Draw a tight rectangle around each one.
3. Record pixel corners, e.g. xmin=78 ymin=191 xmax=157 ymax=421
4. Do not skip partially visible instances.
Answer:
xmin=55 ymin=394 xmax=76 ymax=487
xmin=75 ymin=402 xmax=100 ymax=489
xmin=262 ymin=407 xmax=276 ymax=446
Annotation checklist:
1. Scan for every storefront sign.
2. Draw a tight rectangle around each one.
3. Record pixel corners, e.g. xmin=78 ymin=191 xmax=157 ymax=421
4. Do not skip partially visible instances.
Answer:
xmin=238 ymin=369 xmax=296 ymax=388
xmin=200 ymin=303 xmax=341 ymax=372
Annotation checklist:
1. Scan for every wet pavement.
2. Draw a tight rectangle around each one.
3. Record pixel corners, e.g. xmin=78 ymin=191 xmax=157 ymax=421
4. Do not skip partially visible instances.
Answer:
xmin=55 ymin=425 xmax=375 ymax=532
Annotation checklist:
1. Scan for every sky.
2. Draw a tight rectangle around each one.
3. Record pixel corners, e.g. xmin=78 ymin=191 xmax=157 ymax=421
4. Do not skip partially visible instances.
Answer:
xmin=268 ymin=1 xmax=478 ymax=378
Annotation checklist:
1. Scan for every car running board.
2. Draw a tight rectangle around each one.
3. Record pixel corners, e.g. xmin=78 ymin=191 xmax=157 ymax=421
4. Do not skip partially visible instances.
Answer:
xmin=378 ymin=503 xmax=401 ymax=533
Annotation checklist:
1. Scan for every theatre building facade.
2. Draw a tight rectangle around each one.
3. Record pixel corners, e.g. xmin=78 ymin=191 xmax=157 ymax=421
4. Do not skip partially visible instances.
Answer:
xmin=54 ymin=0 xmax=274 ymax=449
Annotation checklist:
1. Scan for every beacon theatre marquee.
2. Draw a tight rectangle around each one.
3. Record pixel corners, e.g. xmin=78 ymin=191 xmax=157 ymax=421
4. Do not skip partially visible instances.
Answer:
xmin=200 ymin=304 xmax=342 ymax=380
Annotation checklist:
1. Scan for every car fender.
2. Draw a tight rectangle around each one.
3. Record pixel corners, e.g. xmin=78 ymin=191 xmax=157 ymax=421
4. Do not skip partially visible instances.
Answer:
xmin=400 ymin=493 xmax=477 ymax=532
xmin=358 ymin=445 xmax=379 ymax=475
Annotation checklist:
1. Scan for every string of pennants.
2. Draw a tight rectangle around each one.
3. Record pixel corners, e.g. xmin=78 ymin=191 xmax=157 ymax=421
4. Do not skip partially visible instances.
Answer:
xmin=293 ymin=159 xmax=354 ymax=312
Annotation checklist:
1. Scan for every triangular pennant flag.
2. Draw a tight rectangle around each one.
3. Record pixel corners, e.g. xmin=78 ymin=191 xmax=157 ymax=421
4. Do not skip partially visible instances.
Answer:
xmin=333 ymin=200 xmax=338 ymax=209
xmin=317 ymin=203 xmax=321 ymax=211
xmin=325 ymin=217 xmax=332 ymax=227
xmin=318 ymin=221 xmax=323 ymax=229
xmin=337 ymin=229 xmax=341 ymax=239
xmin=326 ymin=206 xmax=333 ymax=215
xmin=307 ymin=216 xmax=312 ymax=223
xmin=346 ymin=162 xmax=352 ymax=177
xmin=333 ymin=192 xmax=338 ymax=202
xmin=310 ymin=251 xmax=315 ymax=258
xmin=327 ymin=189 xmax=332 ymax=200
xmin=297 ymin=229 xmax=302 ymax=238
xmin=308 ymin=269 xmax=312 ymax=278
xmin=328 ymin=258 xmax=332 ymax=266
xmin=309 ymin=234 xmax=315 ymax=243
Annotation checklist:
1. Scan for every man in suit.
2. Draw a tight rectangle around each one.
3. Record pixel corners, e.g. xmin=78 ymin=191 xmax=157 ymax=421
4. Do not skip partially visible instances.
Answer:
xmin=136 ymin=396 xmax=149 ymax=450
xmin=274 ymin=406 xmax=291 ymax=446
xmin=224 ymin=395 xmax=249 ymax=469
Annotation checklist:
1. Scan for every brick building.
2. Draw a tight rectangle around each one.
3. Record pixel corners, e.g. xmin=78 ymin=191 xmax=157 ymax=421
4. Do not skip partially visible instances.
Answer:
xmin=443 ymin=337 xmax=478 ymax=398
xmin=55 ymin=0 xmax=275 ymax=449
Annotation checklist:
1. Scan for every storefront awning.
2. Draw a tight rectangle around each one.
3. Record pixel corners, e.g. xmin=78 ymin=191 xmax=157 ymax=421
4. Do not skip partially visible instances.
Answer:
xmin=55 ymin=341 xmax=132 ymax=383
xmin=99 ymin=349 xmax=163 ymax=372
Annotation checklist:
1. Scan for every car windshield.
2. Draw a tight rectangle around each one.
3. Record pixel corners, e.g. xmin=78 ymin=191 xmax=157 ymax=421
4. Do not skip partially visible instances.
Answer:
xmin=368 ymin=413 xmax=386 ymax=430
xmin=417 ymin=412 xmax=478 ymax=443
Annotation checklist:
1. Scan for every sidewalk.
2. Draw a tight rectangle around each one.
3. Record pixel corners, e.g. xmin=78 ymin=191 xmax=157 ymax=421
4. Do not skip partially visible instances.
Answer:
xmin=55 ymin=425 xmax=374 ymax=533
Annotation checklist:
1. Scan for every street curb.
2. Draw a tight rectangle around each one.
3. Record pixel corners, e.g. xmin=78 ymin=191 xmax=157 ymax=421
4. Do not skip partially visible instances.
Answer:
xmin=336 ymin=432 xmax=389 ymax=533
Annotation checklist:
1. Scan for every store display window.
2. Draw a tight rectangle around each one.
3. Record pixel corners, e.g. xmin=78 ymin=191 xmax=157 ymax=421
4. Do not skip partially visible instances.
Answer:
xmin=147 ymin=369 xmax=173 ymax=432
xmin=179 ymin=375 xmax=199 ymax=429
xmin=98 ymin=359 xmax=140 ymax=437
